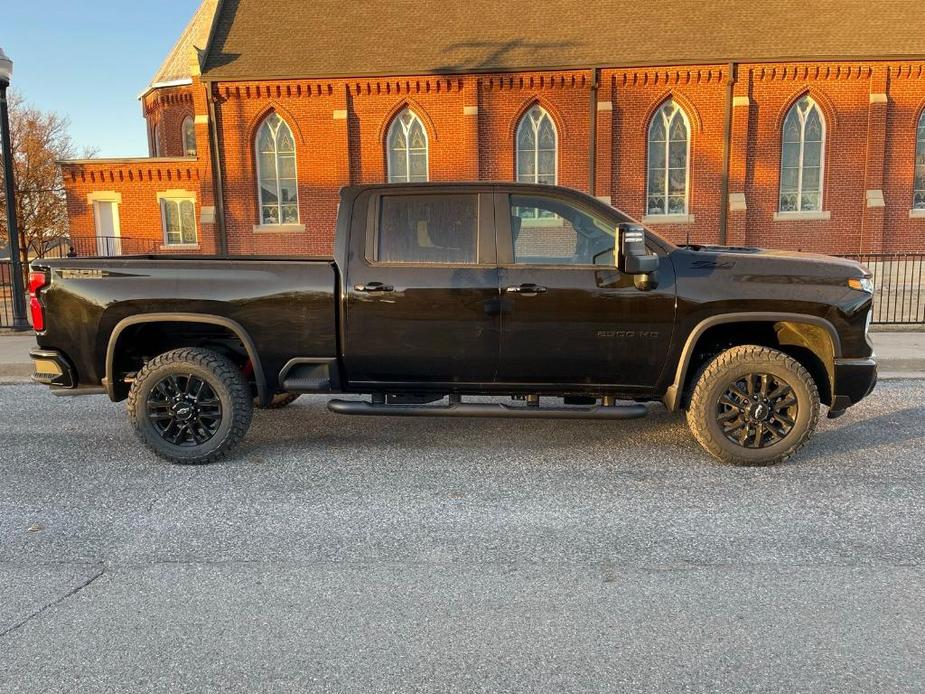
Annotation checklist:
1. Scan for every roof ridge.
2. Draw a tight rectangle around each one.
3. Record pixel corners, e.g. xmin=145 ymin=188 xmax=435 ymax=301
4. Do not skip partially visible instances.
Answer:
xmin=148 ymin=0 xmax=219 ymax=90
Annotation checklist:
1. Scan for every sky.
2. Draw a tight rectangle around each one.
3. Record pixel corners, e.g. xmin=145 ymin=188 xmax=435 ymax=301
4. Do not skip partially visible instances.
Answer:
xmin=4 ymin=0 xmax=201 ymax=157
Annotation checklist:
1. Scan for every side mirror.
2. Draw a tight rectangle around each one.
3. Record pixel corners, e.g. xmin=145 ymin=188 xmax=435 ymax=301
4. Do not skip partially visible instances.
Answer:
xmin=617 ymin=223 xmax=660 ymax=275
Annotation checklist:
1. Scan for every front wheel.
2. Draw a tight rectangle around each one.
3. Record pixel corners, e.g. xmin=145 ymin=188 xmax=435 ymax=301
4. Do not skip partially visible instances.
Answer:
xmin=686 ymin=345 xmax=820 ymax=465
xmin=127 ymin=347 xmax=253 ymax=464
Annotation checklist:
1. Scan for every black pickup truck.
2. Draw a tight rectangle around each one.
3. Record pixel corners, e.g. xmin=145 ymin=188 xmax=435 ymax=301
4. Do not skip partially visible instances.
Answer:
xmin=29 ymin=183 xmax=876 ymax=465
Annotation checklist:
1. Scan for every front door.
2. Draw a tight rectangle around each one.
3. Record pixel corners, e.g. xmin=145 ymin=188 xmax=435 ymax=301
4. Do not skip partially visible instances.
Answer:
xmin=495 ymin=190 xmax=676 ymax=390
xmin=342 ymin=189 xmax=500 ymax=387
xmin=93 ymin=200 xmax=122 ymax=256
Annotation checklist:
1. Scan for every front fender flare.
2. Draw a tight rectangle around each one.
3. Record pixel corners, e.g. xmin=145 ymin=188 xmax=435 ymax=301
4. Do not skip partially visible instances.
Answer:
xmin=663 ymin=312 xmax=841 ymax=411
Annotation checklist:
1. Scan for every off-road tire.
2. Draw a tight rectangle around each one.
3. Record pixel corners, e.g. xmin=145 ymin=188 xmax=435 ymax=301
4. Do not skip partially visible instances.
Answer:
xmin=256 ymin=393 xmax=301 ymax=409
xmin=686 ymin=345 xmax=820 ymax=466
xmin=128 ymin=347 xmax=253 ymax=464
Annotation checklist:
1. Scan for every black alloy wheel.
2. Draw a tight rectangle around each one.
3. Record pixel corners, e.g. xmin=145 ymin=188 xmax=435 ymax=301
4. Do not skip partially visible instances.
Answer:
xmin=716 ymin=372 xmax=799 ymax=449
xmin=146 ymin=373 xmax=223 ymax=446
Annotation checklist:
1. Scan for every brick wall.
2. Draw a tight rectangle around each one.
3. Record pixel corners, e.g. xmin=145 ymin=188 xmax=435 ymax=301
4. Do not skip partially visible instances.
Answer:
xmin=61 ymin=158 xmax=218 ymax=255
xmin=62 ymin=60 xmax=925 ymax=257
xmin=143 ymin=86 xmax=195 ymax=158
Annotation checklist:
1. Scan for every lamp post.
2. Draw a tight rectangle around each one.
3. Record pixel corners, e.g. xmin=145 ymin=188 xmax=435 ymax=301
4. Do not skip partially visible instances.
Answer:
xmin=0 ymin=46 xmax=28 ymax=330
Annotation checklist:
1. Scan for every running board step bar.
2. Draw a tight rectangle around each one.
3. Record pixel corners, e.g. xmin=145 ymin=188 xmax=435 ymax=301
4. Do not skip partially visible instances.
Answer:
xmin=327 ymin=399 xmax=648 ymax=420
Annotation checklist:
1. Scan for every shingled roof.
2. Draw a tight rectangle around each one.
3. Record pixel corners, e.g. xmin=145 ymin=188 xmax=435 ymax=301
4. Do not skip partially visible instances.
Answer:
xmin=148 ymin=0 xmax=219 ymax=88
xmin=200 ymin=0 xmax=925 ymax=81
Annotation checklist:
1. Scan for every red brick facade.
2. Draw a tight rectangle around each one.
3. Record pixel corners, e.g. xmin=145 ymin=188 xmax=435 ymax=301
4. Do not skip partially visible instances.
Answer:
xmin=62 ymin=61 xmax=925 ymax=257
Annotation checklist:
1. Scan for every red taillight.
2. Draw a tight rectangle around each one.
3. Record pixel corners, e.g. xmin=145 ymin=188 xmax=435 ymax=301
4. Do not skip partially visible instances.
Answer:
xmin=28 ymin=271 xmax=48 ymax=332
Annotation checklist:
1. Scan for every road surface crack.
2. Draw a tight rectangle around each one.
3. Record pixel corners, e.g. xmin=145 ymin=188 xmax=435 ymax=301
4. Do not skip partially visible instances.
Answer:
xmin=0 ymin=563 xmax=106 ymax=639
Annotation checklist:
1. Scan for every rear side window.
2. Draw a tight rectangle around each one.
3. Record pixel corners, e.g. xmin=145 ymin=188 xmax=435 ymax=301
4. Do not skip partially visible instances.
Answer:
xmin=377 ymin=194 xmax=478 ymax=264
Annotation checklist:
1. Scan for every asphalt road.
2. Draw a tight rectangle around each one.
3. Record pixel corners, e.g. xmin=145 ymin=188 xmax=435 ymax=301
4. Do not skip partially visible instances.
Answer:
xmin=1 ymin=381 xmax=923 ymax=693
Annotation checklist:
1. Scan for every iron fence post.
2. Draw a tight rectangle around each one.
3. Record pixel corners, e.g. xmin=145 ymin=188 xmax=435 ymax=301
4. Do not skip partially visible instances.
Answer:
xmin=0 ymin=78 xmax=29 ymax=330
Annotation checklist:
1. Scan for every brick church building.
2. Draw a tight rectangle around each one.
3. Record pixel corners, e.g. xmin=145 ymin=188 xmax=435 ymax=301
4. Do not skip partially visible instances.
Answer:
xmin=61 ymin=0 xmax=925 ymax=257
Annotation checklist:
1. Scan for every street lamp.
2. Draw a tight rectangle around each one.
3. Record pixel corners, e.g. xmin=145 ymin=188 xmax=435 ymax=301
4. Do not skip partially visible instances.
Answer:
xmin=0 ymin=46 xmax=29 ymax=330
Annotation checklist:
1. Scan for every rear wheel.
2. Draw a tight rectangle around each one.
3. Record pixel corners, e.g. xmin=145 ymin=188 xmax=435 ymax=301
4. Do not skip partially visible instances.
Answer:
xmin=686 ymin=345 xmax=820 ymax=465
xmin=128 ymin=347 xmax=253 ymax=464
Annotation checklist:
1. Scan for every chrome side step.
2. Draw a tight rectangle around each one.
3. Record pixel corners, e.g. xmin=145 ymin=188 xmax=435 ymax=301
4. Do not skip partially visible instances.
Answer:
xmin=327 ymin=398 xmax=648 ymax=420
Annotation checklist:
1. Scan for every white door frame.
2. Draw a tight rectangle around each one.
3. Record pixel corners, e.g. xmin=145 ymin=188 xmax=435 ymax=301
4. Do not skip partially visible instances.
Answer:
xmin=87 ymin=192 xmax=122 ymax=256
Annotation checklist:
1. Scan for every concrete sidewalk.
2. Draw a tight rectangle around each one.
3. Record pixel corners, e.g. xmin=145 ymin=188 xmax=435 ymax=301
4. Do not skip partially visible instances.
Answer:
xmin=1 ymin=329 xmax=921 ymax=384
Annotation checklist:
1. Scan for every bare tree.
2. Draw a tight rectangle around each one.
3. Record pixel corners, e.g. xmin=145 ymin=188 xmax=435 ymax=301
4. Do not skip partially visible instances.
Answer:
xmin=0 ymin=92 xmax=96 ymax=265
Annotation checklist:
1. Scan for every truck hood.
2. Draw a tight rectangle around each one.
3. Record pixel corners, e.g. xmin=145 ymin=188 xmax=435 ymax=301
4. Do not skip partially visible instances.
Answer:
xmin=678 ymin=244 xmax=869 ymax=278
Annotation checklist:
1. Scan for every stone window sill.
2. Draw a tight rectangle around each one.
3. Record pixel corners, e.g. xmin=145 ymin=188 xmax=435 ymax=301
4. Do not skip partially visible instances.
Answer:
xmin=910 ymin=209 xmax=925 ymax=219
xmin=641 ymin=214 xmax=695 ymax=225
xmin=160 ymin=244 xmax=200 ymax=251
xmin=253 ymin=224 xmax=306 ymax=233
xmin=773 ymin=211 xmax=831 ymax=222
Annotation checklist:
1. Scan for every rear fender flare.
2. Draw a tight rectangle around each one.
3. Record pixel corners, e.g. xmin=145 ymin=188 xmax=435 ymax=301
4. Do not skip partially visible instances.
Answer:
xmin=105 ymin=313 xmax=268 ymax=405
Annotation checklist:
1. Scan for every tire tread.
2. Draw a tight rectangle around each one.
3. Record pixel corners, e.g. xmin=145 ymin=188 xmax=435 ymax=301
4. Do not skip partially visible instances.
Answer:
xmin=686 ymin=345 xmax=820 ymax=465
xmin=127 ymin=347 xmax=252 ymax=465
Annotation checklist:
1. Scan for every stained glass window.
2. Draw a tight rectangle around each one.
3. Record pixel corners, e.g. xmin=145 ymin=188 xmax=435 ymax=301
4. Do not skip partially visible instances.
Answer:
xmin=647 ymin=100 xmax=689 ymax=216
xmin=255 ymin=113 xmax=300 ymax=225
xmin=387 ymin=109 xmax=429 ymax=183
xmin=516 ymin=105 xmax=557 ymax=184
xmin=161 ymin=198 xmax=197 ymax=245
xmin=914 ymin=111 xmax=925 ymax=210
xmin=779 ymin=96 xmax=825 ymax=212
xmin=182 ymin=116 xmax=197 ymax=157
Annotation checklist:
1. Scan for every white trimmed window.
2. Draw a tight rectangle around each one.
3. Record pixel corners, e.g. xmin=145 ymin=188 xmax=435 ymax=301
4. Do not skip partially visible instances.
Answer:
xmin=387 ymin=109 xmax=428 ymax=182
xmin=516 ymin=105 xmax=557 ymax=184
xmin=780 ymin=96 xmax=825 ymax=212
xmin=647 ymin=100 xmax=690 ymax=215
xmin=915 ymin=111 xmax=925 ymax=210
xmin=159 ymin=194 xmax=198 ymax=246
xmin=256 ymin=113 xmax=299 ymax=225
xmin=182 ymin=116 xmax=196 ymax=157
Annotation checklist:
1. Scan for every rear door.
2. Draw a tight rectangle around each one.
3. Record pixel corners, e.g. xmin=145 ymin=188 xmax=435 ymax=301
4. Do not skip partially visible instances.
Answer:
xmin=494 ymin=190 xmax=676 ymax=390
xmin=342 ymin=188 xmax=500 ymax=387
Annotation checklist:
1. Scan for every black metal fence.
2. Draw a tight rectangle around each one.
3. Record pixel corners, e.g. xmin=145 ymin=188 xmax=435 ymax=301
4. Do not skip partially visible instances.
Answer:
xmin=0 ymin=259 xmax=15 ymax=328
xmin=840 ymin=253 xmax=925 ymax=325
xmin=39 ymin=235 xmax=160 ymax=258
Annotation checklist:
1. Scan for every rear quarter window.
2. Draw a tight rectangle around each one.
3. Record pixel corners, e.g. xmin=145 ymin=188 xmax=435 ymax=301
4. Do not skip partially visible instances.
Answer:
xmin=377 ymin=194 xmax=478 ymax=264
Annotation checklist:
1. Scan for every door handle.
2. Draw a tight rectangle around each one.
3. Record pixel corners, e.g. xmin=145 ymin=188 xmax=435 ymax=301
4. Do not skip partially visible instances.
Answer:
xmin=354 ymin=281 xmax=394 ymax=293
xmin=505 ymin=283 xmax=547 ymax=296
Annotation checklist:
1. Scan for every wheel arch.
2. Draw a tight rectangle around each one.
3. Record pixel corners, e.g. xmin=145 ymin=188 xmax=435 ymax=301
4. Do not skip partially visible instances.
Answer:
xmin=105 ymin=313 xmax=268 ymax=405
xmin=664 ymin=312 xmax=841 ymax=411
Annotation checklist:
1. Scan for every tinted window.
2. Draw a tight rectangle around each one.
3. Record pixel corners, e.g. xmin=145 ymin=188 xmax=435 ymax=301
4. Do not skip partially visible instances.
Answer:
xmin=378 ymin=195 xmax=478 ymax=264
xmin=510 ymin=194 xmax=615 ymax=265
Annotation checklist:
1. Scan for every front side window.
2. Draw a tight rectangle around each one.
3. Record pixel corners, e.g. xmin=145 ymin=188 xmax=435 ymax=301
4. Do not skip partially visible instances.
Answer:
xmin=647 ymin=100 xmax=689 ymax=215
xmin=161 ymin=198 xmax=197 ymax=245
xmin=256 ymin=113 xmax=299 ymax=225
xmin=516 ymin=105 xmax=557 ymax=184
xmin=915 ymin=111 xmax=925 ymax=210
xmin=510 ymin=194 xmax=615 ymax=266
xmin=182 ymin=116 xmax=197 ymax=157
xmin=387 ymin=109 xmax=428 ymax=183
xmin=780 ymin=96 xmax=825 ymax=212
xmin=377 ymin=194 xmax=477 ymax=264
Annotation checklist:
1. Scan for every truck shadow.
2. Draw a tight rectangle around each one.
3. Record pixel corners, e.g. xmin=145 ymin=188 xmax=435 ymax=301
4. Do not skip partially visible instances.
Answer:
xmin=802 ymin=405 xmax=925 ymax=462
xmin=243 ymin=396 xmax=924 ymax=468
